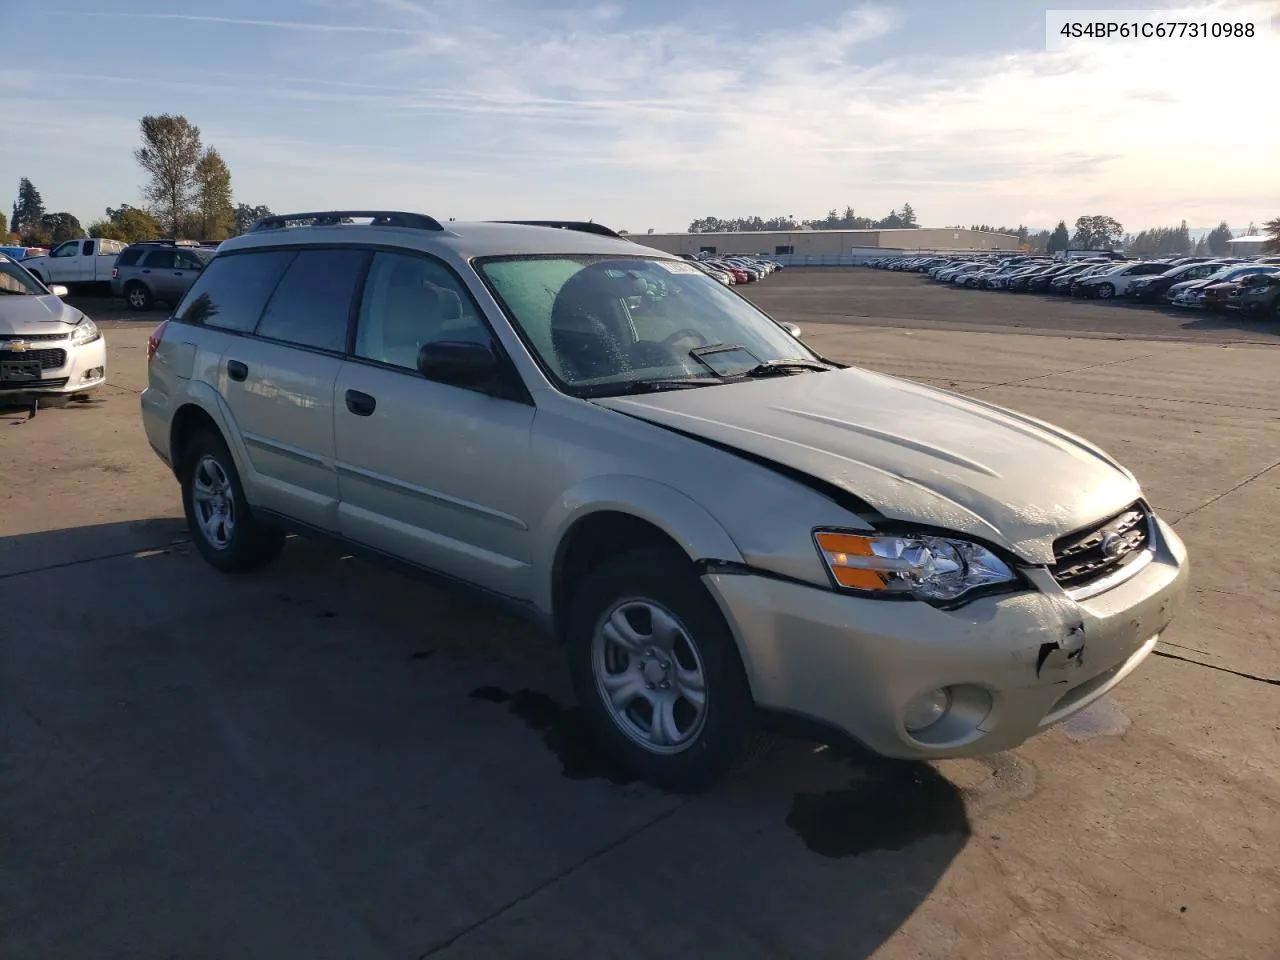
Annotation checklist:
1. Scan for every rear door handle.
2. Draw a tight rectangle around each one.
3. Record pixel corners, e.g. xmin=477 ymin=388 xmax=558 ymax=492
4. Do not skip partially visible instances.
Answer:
xmin=345 ymin=389 xmax=376 ymax=416
xmin=227 ymin=360 xmax=248 ymax=382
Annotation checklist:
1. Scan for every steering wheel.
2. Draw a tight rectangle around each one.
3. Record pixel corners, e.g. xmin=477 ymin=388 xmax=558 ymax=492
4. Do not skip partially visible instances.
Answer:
xmin=659 ymin=328 xmax=710 ymax=349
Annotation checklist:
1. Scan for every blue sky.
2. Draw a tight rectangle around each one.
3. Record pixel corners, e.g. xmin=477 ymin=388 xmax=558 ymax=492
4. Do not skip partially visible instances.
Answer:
xmin=2 ymin=0 xmax=1275 ymax=233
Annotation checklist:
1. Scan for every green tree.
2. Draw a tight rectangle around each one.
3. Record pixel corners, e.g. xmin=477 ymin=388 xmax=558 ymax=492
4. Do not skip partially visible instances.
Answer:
xmin=1071 ymin=215 xmax=1124 ymax=250
xmin=1047 ymin=221 xmax=1070 ymax=254
xmin=899 ymin=202 xmax=918 ymax=227
xmin=194 ymin=147 xmax=234 ymax=241
xmin=1262 ymin=216 xmax=1280 ymax=253
xmin=11 ymin=177 xmax=46 ymax=237
xmin=87 ymin=204 xmax=163 ymax=243
xmin=0 ymin=209 xmax=9 ymax=240
xmin=232 ymin=203 xmax=274 ymax=236
xmin=40 ymin=212 xmax=84 ymax=244
xmin=135 ymin=114 xmax=204 ymax=234
xmin=1206 ymin=221 xmax=1233 ymax=256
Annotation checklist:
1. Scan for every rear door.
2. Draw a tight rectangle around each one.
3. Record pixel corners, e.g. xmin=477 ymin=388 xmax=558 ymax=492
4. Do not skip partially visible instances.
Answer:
xmin=140 ymin=248 xmax=179 ymax=300
xmin=176 ymin=247 xmax=366 ymax=531
xmin=332 ymin=250 xmax=536 ymax=599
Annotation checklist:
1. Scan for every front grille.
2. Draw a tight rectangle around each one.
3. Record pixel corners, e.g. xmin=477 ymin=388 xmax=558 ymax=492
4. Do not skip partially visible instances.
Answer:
xmin=0 ymin=348 xmax=66 ymax=369
xmin=0 ymin=377 xmax=68 ymax=391
xmin=1050 ymin=504 xmax=1151 ymax=591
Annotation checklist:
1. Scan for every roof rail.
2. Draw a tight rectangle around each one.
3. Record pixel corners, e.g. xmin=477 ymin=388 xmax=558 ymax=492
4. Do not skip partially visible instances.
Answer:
xmin=495 ymin=220 xmax=624 ymax=239
xmin=248 ymin=211 xmax=446 ymax=233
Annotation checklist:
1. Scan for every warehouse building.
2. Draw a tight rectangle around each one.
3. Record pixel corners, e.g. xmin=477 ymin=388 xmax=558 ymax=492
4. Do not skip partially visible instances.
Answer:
xmin=634 ymin=227 xmax=1019 ymax=265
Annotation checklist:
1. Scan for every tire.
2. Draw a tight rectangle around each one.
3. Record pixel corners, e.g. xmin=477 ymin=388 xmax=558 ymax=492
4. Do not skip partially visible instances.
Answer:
xmin=179 ymin=428 xmax=285 ymax=573
xmin=565 ymin=547 xmax=765 ymax=792
xmin=125 ymin=282 xmax=153 ymax=311
xmin=1096 ymin=283 xmax=1115 ymax=299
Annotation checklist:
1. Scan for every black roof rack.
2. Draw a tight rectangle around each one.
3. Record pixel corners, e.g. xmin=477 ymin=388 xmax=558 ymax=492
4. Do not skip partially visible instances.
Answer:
xmin=495 ymin=220 xmax=624 ymax=239
xmin=248 ymin=211 xmax=446 ymax=233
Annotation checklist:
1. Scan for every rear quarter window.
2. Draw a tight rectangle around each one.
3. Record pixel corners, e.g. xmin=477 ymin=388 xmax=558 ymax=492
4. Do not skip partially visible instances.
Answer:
xmin=117 ymin=249 xmax=144 ymax=267
xmin=173 ymin=250 xmax=296 ymax=333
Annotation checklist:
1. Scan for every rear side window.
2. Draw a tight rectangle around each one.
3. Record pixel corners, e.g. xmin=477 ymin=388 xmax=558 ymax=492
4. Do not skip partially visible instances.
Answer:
xmin=254 ymin=249 xmax=368 ymax=352
xmin=174 ymin=250 xmax=296 ymax=332
xmin=144 ymin=249 xmax=176 ymax=269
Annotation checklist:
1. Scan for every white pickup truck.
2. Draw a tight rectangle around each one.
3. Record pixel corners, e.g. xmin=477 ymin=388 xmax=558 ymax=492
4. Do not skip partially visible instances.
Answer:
xmin=20 ymin=238 xmax=127 ymax=291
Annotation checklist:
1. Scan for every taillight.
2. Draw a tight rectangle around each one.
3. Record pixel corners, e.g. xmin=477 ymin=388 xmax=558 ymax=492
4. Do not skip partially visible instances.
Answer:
xmin=111 ymin=267 xmax=118 ymax=279
xmin=147 ymin=320 xmax=169 ymax=362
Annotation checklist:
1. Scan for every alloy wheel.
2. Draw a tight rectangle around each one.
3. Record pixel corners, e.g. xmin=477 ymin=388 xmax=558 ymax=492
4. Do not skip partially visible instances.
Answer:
xmin=591 ymin=599 xmax=708 ymax=754
xmin=191 ymin=454 xmax=236 ymax=549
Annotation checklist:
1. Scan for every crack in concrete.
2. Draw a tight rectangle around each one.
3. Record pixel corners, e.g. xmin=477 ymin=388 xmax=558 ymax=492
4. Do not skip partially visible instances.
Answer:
xmin=966 ymin=351 xmax=1165 ymax=393
xmin=414 ymin=801 xmax=690 ymax=957
xmin=1153 ymin=650 xmax=1280 ymax=687
xmin=1174 ymin=458 xmax=1280 ymax=526
xmin=0 ymin=538 xmax=190 ymax=580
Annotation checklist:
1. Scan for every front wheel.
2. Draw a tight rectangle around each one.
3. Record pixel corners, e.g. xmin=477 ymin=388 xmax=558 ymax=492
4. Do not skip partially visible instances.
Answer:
xmin=1096 ymin=283 xmax=1115 ymax=299
xmin=180 ymin=429 xmax=284 ymax=573
xmin=565 ymin=548 xmax=764 ymax=792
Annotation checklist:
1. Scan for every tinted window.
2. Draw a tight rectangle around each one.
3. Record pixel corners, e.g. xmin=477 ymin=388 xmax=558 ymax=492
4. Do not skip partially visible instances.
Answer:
xmin=255 ymin=249 xmax=367 ymax=352
xmin=174 ymin=251 xmax=296 ymax=332
xmin=144 ymin=249 xmax=176 ymax=269
xmin=353 ymin=252 xmax=491 ymax=370
xmin=82 ymin=240 xmax=94 ymax=256
xmin=117 ymin=248 xmax=144 ymax=267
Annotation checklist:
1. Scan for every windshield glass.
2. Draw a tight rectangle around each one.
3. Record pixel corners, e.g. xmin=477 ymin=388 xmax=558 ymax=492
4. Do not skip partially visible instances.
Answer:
xmin=477 ymin=255 xmax=820 ymax=396
xmin=0 ymin=257 xmax=45 ymax=296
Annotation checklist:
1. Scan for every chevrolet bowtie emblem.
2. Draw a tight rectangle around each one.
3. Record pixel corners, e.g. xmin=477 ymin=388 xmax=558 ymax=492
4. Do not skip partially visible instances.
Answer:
xmin=6 ymin=340 xmax=29 ymax=352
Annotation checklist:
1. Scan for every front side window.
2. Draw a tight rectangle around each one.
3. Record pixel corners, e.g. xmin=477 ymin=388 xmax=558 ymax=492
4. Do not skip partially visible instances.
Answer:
xmin=353 ymin=251 xmax=491 ymax=371
xmin=255 ymin=248 xmax=368 ymax=352
xmin=174 ymin=250 xmax=296 ymax=332
xmin=51 ymin=243 xmax=77 ymax=258
xmin=478 ymin=256 xmax=820 ymax=396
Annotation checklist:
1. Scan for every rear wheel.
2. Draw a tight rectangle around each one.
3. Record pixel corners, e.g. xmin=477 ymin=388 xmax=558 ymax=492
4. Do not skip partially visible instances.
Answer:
xmin=125 ymin=282 xmax=153 ymax=311
xmin=565 ymin=547 xmax=765 ymax=792
xmin=180 ymin=429 xmax=284 ymax=573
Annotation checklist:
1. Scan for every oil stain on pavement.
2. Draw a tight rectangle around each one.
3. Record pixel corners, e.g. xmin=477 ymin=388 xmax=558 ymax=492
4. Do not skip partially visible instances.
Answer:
xmin=469 ymin=686 xmax=636 ymax=785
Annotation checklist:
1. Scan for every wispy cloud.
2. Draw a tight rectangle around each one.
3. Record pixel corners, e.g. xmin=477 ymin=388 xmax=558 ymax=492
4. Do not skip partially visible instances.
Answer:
xmin=3 ymin=0 xmax=1277 ymax=230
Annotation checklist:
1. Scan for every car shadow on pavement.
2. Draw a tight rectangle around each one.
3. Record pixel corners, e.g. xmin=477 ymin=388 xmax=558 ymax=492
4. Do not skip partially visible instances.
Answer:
xmin=1 ymin=519 xmax=987 ymax=959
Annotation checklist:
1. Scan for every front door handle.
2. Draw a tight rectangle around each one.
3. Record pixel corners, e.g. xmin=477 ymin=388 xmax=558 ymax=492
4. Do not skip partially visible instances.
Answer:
xmin=227 ymin=360 xmax=248 ymax=382
xmin=345 ymin=389 xmax=376 ymax=416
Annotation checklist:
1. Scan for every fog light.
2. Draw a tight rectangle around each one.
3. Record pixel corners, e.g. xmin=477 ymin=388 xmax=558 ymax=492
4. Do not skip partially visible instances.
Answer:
xmin=81 ymin=367 xmax=104 ymax=381
xmin=903 ymin=687 xmax=951 ymax=732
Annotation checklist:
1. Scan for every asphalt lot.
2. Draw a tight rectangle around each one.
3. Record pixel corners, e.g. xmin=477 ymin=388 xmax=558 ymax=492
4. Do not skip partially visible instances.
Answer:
xmin=2 ymin=274 xmax=1278 ymax=959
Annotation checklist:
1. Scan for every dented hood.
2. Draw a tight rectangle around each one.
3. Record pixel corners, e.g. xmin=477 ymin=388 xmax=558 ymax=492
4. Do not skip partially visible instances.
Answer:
xmin=595 ymin=367 xmax=1142 ymax=564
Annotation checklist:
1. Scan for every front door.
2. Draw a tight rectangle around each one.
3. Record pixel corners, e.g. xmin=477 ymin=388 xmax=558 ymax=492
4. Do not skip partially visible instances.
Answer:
xmin=45 ymin=241 xmax=80 ymax=283
xmin=332 ymin=250 xmax=536 ymax=599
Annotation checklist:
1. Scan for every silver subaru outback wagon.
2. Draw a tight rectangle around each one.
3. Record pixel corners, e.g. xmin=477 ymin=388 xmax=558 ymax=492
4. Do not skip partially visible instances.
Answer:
xmin=140 ymin=211 xmax=1188 ymax=791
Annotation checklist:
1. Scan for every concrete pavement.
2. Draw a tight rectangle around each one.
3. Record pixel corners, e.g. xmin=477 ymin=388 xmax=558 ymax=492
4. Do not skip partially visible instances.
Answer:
xmin=1 ymin=314 xmax=1276 ymax=959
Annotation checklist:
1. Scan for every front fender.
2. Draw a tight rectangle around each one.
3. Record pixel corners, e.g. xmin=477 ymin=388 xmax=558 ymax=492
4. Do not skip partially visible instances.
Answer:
xmin=533 ymin=474 xmax=744 ymax=614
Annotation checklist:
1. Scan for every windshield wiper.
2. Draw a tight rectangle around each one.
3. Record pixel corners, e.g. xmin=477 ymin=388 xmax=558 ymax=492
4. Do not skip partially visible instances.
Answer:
xmin=741 ymin=358 xmax=835 ymax=377
xmin=581 ymin=377 xmax=723 ymax=398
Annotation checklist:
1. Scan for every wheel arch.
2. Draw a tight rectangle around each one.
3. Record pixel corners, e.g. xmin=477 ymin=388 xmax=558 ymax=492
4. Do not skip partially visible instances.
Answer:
xmin=541 ymin=475 xmax=744 ymax=640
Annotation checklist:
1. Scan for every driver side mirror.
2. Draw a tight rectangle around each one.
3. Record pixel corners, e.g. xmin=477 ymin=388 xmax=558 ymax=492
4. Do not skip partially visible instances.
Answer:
xmin=50 ymin=284 xmax=69 ymax=297
xmin=417 ymin=339 xmax=499 ymax=388
xmin=781 ymin=321 xmax=802 ymax=339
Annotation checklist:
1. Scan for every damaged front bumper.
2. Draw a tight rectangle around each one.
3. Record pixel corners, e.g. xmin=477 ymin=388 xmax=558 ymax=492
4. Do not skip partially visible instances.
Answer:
xmin=702 ymin=515 xmax=1189 ymax=759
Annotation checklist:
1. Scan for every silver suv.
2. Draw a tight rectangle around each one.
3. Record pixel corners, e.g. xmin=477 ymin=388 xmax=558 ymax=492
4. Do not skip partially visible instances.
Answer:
xmin=112 ymin=241 xmax=211 ymax=311
xmin=140 ymin=211 xmax=1188 ymax=790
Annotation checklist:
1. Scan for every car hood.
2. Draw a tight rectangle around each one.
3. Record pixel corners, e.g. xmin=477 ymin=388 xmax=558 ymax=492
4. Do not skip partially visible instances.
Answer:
xmin=0 ymin=294 xmax=84 ymax=334
xmin=1168 ymin=278 xmax=1217 ymax=294
xmin=595 ymin=368 xmax=1142 ymax=564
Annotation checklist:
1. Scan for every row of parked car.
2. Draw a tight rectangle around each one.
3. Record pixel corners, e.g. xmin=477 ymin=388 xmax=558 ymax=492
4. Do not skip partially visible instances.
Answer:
xmin=676 ymin=253 xmax=784 ymax=286
xmin=868 ymin=253 xmax=1280 ymax=320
